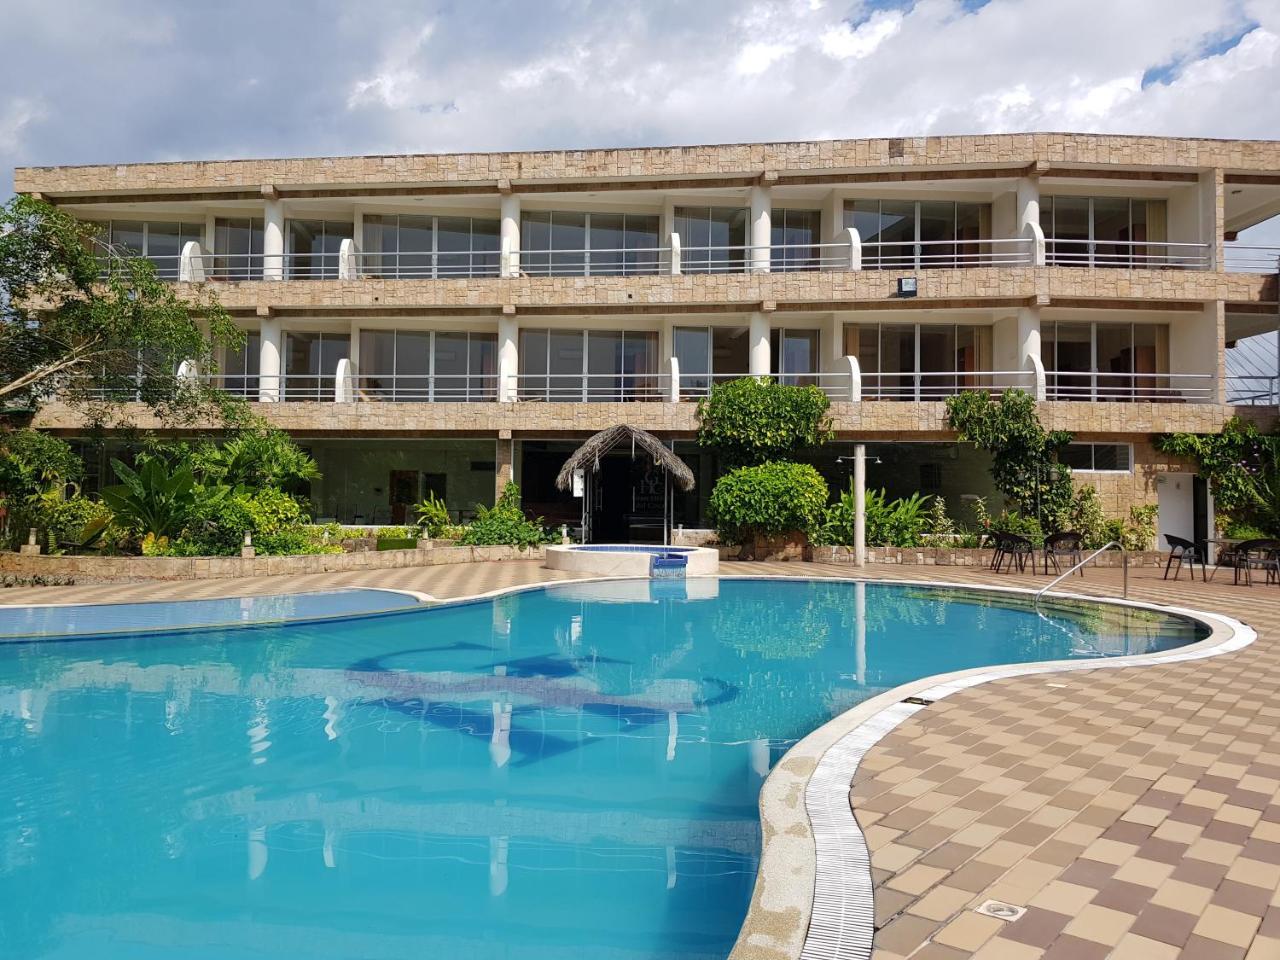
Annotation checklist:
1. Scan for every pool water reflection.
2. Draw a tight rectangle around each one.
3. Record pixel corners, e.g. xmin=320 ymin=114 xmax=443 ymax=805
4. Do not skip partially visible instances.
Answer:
xmin=0 ymin=578 xmax=1206 ymax=959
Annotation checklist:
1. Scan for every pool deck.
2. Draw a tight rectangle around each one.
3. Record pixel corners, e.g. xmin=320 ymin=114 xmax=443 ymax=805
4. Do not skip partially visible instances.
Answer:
xmin=4 ymin=560 xmax=1279 ymax=959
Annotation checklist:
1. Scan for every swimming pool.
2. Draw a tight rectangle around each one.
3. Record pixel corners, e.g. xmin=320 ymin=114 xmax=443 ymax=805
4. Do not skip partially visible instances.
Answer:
xmin=0 ymin=578 xmax=1207 ymax=959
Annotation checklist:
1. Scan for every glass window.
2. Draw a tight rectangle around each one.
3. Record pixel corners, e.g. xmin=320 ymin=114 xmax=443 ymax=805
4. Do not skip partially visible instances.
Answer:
xmin=675 ymin=207 xmax=748 ymax=273
xmin=771 ymin=209 xmax=822 ymax=271
xmin=674 ymin=327 xmax=711 ymax=397
xmin=1043 ymin=197 xmax=1171 ymax=267
xmin=106 ymin=220 xmax=204 ymax=278
xmin=844 ymin=322 xmax=995 ymax=399
xmin=287 ymin=220 xmax=353 ymax=278
xmin=358 ymin=329 xmax=397 ymax=399
xmin=519 ymin=212 xmax=658 ymax=277
xmin=769 ymin=329 xmax=820 ymax=385
xmin=1062 ymin=443 xmax=1132 ymax=472
xmin=213 ymin=218 xmax=264 ymax=279
xmin=1043 ymin=321 xmax=1169 ymax=400
xmin=222 ymin=332 xmax=260 ymax=397
xmin=284 ymin=332 xmax=349 ymax=400
xmin=843 ymin=200 xmax=991 ymax=269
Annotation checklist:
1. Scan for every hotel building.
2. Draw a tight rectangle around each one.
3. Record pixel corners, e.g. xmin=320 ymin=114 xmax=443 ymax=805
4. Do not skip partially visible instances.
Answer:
xmin=14 ymin=133 xmax=1280 ymax=543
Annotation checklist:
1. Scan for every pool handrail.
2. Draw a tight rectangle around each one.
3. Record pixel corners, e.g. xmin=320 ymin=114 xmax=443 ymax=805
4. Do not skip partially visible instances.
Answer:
xmin=1035 ymin=540 xmax=1127 ymax=605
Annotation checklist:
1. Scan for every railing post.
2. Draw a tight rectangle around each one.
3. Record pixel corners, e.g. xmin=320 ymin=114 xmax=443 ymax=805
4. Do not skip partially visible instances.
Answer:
xmin=338 ymin=238 xmax=358 ymax=280
xmin=1027 ymin=353 xmax=1047 ymax=401
xmin=843 ymin=227 xmax=862 ymax=271
xmin=669 ymin=232 xmax=681 ymax=276
xmin=334 ymin=357 xmax=355 ymax=403
xmin=1022 ymin=220 xmax=1046 ymax=267
xmin=845 ymin=355 xmax=861 ymax=402
xmin=179 ymin=240 xmax=206 ymax=282
xmin=668 ymin=355 xmax=681 ymax=402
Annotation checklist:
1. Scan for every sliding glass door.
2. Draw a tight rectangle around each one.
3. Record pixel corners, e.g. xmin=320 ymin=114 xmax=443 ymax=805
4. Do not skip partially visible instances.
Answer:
xmin=844 ymin=323 xmax=993 ymax=399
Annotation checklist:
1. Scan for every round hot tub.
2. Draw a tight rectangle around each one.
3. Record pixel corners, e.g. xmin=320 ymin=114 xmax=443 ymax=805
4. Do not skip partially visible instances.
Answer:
xmin=544 ymin=543 xmax=720 ymax=577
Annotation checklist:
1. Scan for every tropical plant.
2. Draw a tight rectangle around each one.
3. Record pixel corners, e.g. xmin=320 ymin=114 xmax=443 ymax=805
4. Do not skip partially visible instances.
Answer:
xmin=173 ymin=486 xmax=336 ymax=557
xmin=413 ymin=492 xmax=454 ymax=538
xmin=100 ymin=457 xmax=216 ymax=542
xmin=708 ymin=461 xmax=828 ymax=544
xmin=459 ymin=483 xmax=553 ymax=548
xmin=816 ymin=485 xmax=931 ymax=548
xmin=0 ymin=430 xmax=84 ymax=501
xmin=190 ymin=426 xmax=320 ymax=494
xmin=0 ymin=195 xmax=239 ymax=420
xmin=921 ymin=495 xmax=957 ymax=548
xmin=696 ymin=377 xmax=833 ymax=467
xmin=945 ymin=389 xmax=1074 ymax=530
xmin=1068 ymin=485 xmax=1109 ymax=549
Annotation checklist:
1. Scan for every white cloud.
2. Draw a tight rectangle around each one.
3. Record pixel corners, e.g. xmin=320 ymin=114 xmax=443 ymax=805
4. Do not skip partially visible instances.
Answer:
xmin=820 ymin=10 xmax=903 ymax=60
xmin=0 ymin=97 xmax=45 ymax=155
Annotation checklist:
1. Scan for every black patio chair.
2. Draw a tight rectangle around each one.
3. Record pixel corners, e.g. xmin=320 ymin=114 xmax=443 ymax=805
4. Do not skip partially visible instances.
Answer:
xmin=984 ymin=530 xmax=1007 ymax=571
xmin=1162 ymin=534 xmax=1206 ymax=582
xmin=1221 ymin=538 xmax=1280 ymax=586
xmin=995 ymin=532 xmax=1034 ymax=573
xmin=1043 ymin=531 xmax=1085 ymax=576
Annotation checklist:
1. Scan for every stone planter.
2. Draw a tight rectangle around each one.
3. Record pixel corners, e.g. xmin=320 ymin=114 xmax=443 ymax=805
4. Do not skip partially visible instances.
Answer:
xmin=740 ymin=532 xmax=809 ymax=562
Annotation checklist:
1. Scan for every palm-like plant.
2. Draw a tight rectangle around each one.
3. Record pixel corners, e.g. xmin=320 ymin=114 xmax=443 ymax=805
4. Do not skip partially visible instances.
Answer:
xmin=101 ymin=457 xmax=217 ymax=541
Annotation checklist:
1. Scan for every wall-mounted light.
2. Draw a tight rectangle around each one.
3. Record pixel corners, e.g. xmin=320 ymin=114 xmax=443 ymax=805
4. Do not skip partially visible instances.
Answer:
xmin=897 ymin=277 xmax=918 ymax=298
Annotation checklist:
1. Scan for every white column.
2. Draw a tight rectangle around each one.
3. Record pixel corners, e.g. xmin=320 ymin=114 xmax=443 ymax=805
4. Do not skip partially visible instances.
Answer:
xmin=854 ymin=444 xmax=866 ymax=567
xmin=204 ymin=212 xmax=217 ymax=255
xmin=748 ymin=312 xmax=770 ymax=376
xmin=822 ymin=190 xmax=844 ymax=242
xmin=749 ymin=184 xmax=771 ymax=273
xmin=498 ymin=313 xmax=518 ymax=402
xmin=259 ymin=316 xmax=282 ymax=402
xmin=263 ymin=195 xmax=285 ymax=280
xmin=500 ymin=194 xmax=520 ymax=278
xmin=1015 ymin=177 xmax=1040 ymax=233
xmin=660 ymin=197 xmax=677 ymax=273
xmin=1016 ymin=305 xmax=1041 ymax=368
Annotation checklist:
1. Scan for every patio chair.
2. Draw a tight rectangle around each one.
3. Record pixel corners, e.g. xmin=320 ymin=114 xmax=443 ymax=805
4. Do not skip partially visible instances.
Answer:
xmin=995 ymin=532 xmax=1034 ymax=573
xmin=1043 ymin=531 xmax=1085 ymax=576
xmin=984 ymin=530 xmax=1008 ymax=571
xmin=1221 ymin=538 xmax=1280 ymax=586
xmin=1162 ymin=534 xmax=1206 ymax=582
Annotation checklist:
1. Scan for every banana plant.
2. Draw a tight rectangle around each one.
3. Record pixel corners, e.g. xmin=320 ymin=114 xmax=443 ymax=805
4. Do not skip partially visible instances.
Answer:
xmin=101 ymin=457 xmax=225 ymax=541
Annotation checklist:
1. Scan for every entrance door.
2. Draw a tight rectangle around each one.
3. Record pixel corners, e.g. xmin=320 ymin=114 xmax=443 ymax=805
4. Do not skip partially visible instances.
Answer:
xmin=1157 ymin=472 xmax=1196 ymax=547
xmin=389 ymin=470 xmax=419 ymax=525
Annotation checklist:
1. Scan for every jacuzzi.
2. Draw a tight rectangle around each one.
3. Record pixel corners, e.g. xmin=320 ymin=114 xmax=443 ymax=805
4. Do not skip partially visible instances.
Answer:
xmin=544 ymin=543 xmax=720 ymax=577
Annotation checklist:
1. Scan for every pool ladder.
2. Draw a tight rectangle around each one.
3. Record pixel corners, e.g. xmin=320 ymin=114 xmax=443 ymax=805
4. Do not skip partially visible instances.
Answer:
xmin=1034 ymin=541 xmax=1127 ymax=609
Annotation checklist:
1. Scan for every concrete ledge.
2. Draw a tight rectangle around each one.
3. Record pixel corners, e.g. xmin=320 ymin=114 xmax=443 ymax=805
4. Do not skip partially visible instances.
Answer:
xmin=0 ymin=545 xmax=546 ymax=582
xmin=811 ymin=545 xmax=1168 ymax=567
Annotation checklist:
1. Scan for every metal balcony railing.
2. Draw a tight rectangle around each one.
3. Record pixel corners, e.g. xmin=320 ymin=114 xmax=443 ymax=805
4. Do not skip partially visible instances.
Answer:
xmin=1225 ymin=375 xmax=1280 ymax=406
xmin=515 ymin=247 xmax=666 ymax=277
xmin=1044 ymin=371 xmax=1215 ymax=403
xmin=514 ymin=372 xmax=670 ymax=402
xmin=350 ymin=251 xmax=500 ymax=280
xmin=1223 ymin=245 xmax=1280 ymax=273
xmin=859 ymin=238 xmax=1035 ymax=270
xmin=860 ymin=370 xmax=1036 ymax=401
xmin=1044 ymin=239 xmax=1211 ymax=269
xmin=354 ymin=373 xmax=499 ymax=402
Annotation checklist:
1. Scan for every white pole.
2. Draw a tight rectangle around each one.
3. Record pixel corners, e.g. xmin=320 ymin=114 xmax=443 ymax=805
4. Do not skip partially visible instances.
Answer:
xmin=854 ymin=443 xmax=866 ymax=567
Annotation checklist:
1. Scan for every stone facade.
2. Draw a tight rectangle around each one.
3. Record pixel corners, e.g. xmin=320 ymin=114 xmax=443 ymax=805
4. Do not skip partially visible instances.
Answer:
xmin=16 ymin=133 xmax=1280 ymax=195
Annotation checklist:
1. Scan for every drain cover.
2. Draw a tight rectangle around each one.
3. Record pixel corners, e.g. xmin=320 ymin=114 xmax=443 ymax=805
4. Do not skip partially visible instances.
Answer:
xmin=976 ymin=900 xmax=1026 ymax=922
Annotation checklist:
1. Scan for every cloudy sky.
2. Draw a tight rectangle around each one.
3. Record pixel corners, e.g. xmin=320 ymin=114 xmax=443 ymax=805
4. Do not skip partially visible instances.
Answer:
xmin=2 ymin=0 xmax=1277 ymax=178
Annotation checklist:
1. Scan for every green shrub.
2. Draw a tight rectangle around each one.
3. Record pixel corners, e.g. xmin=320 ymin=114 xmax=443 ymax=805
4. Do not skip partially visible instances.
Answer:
xmin=176 ymin=487 xmax=335 ymax=556
xmin=1222 ymin=519 xmax=1269 ymax=540
xmin=709 ymin=461 xmax=828 ymax=544
xmin=816 ymin=485 xmax=931 ymax=547
xmin=1069 ymin=485 xmax=1109 ymax=549
xmin=190 ymin=425 xmax=320 ymax=494
xmin=696 ymin=377 xmax=833 ymax=467
xmin=459 ymin=483 xmax=552 ymax=548
xmin=0 ymin=430 xmax=83 ymax=500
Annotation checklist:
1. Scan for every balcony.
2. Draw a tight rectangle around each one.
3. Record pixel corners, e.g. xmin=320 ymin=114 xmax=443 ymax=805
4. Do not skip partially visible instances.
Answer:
xmin=1044 ymin=239 xmax=1211 ymax=269
xmin=1043 ymin=371 xmax=1215 ymax=403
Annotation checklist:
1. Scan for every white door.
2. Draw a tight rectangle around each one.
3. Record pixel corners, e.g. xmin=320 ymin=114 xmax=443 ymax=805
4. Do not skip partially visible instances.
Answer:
xmin=1157 ymin=473 xmax=1195 ymax=546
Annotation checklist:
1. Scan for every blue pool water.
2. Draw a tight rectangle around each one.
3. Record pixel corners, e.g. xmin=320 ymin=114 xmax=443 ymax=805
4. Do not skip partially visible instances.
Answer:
xmin=0 ymin=578 xmax=1205 ymax=959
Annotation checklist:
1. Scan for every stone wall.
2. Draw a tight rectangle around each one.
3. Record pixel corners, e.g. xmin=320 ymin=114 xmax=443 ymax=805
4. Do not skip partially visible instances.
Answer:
xmin=0 ymin=544 xmax=546 ymax=583
xmin=16 ymin=133 xmax=1280 ymax=194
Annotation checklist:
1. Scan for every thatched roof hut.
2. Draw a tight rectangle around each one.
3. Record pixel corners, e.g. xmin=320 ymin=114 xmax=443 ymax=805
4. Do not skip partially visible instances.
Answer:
xmin=555 ymin=425 xmax=695 ymax=492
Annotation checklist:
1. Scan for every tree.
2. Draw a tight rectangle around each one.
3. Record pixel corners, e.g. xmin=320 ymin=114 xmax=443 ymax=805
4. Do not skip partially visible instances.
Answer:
xmin=0 ymin=195 xmax=240 ymax=421
xmin=696 ymin=377 xmax=833 ymax=467
xmin=945 ymin=389 xmax=1074 ymax=529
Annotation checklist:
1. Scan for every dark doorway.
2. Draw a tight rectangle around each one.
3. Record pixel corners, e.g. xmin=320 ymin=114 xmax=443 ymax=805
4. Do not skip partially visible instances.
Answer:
xmin=1193 ymin=475 xmax=1210 ymax=545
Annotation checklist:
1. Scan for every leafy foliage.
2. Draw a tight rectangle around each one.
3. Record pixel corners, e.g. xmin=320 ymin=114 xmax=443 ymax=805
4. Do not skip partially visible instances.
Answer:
xmin=100 ymin=458 xmax=219 ymax=541
xmin=1068 ymin=485 xmax=1109 ymax=549
xmin=459 ymin=482 xmax=553 ymax=548
xmin=945 ymin=389 xmax=1074 ymax=529
xmin=0 ymin=196 xmax=240 ymax=421
xmin=414 ymin=492 xmax=455 ymax=539
xmin=0 ymin=429 xmax=84 ymax=501
xmin=696 ymin=377 xmax=833 ymax=467
xmin=816 ymin=485 xmax=931 ymax=547
xmin=189 ymin=425 xmax=320 ymax=494
xmin=921 ymin=496 xmax=958 ymax=548
xmin=174 ymin=486 xmax=335 ymax=556
xmin=1156 ymin=417 xmax=1280 ymax=533
xmin=708 ymin=461 xmax=828 ymax=544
